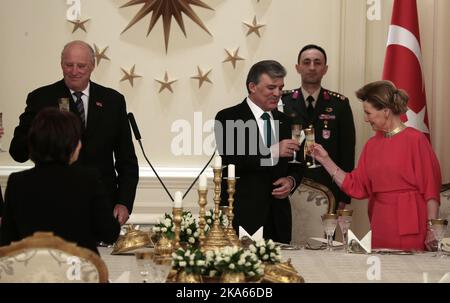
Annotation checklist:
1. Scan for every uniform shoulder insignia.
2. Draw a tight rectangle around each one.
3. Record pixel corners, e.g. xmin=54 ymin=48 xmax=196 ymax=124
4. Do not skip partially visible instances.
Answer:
xmin=327 ymin=90 xmax=347 ymax=101
xmin=282 ymin=89 xmax=300 ymax=99
xmin=282 ymin=89 xmax=296 ymax=96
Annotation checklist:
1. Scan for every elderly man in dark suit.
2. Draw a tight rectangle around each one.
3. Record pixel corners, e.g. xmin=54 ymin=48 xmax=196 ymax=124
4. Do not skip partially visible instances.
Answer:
xmin=9 ymin=40 xmax=138 ymax=225
xmin=215 ymin=60 xmax=304 ymax=243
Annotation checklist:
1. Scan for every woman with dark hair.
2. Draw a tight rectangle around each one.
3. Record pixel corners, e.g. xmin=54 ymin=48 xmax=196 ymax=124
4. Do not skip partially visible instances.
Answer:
xmin=0 ymin=108 xmax=120 ymax=254
xmin=312 ymin=80 xmax=441 ymax=251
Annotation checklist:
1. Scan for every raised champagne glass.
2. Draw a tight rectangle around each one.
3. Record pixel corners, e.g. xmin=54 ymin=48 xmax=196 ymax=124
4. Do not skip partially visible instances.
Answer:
xmin=288 ymin=124 xmax=302 ymax=164
xmin=304 ymin=127 xmax=321 ymax=168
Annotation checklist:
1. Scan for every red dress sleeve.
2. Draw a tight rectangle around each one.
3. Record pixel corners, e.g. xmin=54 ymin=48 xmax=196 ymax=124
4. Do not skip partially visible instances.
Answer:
xmin=413 ymin=134 xmax=441 ymax=202
xmin=341 ymin=142 xmax=372 ymax=200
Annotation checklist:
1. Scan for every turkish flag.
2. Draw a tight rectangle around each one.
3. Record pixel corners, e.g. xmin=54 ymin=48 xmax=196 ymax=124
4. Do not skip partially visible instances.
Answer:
xmin=382 ymin=0 xmax=430 ymax=140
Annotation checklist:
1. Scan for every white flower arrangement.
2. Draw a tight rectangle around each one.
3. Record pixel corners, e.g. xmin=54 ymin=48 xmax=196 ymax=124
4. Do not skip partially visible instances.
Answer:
xmin=152 ymin=211 xmax=199 ymax=246
xmin=204 ymin=208 xmax=229 ymax=232
xmin=249 ymin=239 xmax=282 ymax=264
xmin=171 ymin=247 xmax=206 ymax=275
xmin=206 ymin=246 xmax=264 ymax=278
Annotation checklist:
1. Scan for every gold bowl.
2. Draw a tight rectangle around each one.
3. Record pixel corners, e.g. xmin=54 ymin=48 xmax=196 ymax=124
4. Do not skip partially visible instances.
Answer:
xmin=262 ymin=259 xmax=305 ymax=283
xmin=111 ymin=225 xmax=152 ymax=255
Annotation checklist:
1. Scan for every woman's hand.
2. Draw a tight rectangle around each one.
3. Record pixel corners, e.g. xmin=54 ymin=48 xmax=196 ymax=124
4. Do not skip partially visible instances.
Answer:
xmin=312 ymin=143 xmax=329 ymax=163
xmin=425 ymin=229 xmax=437 ymax=251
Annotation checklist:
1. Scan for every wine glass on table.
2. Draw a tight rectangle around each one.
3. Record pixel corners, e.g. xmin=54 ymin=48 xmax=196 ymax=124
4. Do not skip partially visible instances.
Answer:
xmin=321 ymin=214 xmax=338 ymax=251
xmin=288 ymin=124 xmax=302 ymax=164
xmin=135 ymin=251 xmax=153 ymax=283
xmin=337 ymin=209 xmax=353 ymax=253
xmin=304 ymin=127 xmax=321 ymax=168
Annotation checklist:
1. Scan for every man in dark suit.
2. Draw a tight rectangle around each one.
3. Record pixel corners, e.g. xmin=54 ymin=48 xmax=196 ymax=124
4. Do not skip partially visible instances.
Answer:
xmin=9 ymin=40 xmax=138 ymax=225
xmin=282 ymin=44 xmax=356 ymax=211
xmin=215 ymin=60 xmax=304 ymax=243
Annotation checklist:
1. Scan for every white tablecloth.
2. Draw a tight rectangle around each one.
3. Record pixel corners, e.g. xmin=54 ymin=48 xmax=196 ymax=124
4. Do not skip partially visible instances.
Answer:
xmin=99 ymin=247 xmax=450 ymax=283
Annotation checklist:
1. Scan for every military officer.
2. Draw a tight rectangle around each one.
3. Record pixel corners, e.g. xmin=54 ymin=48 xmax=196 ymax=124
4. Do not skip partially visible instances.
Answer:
xmin=282 ymin=44 xmax=356 ymax=211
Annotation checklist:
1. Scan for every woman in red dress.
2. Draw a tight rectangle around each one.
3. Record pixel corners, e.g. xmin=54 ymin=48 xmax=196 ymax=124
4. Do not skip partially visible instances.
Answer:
xmin=312 ymin=80 xmax=441 ymax=251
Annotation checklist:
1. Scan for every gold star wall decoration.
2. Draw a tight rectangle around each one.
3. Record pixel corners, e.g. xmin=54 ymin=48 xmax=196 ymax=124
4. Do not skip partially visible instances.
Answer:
xmin=243 ymin=16 xmax=265 ymax=37
xmin=223 ymin=48 xmax=245 ymax=69
xmin=120 ymin=65 xmax=142 ymax=87
xmin=67 ymin=18 xmax=90 ymax=33
xmin=191 ymin=66 xmax=212 ymax=88
xmin=120 ymin=0 xmax=214 ymax=52
xmin=156 ymin=72 xmax=177 ymax=93
xmin=93 ymin=44 xmax=110 ymax=66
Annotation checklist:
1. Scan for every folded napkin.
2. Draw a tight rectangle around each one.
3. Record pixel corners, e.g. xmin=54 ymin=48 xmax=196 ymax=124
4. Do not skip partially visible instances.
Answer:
xmin=239 ymin=226 xmax=263 ymax=241
xmin=348 ymin=230 xmax=371 ymax=254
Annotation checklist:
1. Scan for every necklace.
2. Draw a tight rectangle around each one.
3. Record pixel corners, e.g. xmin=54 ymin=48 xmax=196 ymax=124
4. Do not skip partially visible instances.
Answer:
xmin=384 ymin=123 xmax=406 ymax=138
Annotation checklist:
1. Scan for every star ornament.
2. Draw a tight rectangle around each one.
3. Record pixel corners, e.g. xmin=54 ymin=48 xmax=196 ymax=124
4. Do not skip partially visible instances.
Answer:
xmin=223 ymin=48 xmax=245 ymax=69
xmin=67 ymin=18 xmax=90 ymax=33
xmin=94 ymin=44 xmax=110 ymax=66
xmin=120 ymin=0 xmax=214 ymax=52
xmin=191 ymin=66 xmax=212 ymax=88
xmin=120 ymin=65 xmax=142 ymax=87
xmin=156 ymin=72 xmax=177 ymax=93
xmin=243 ymin=16 xmax=265 ymax=37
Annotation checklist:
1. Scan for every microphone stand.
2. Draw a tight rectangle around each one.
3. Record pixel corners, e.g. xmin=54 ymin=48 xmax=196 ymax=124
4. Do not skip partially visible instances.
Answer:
xmin=182 ymin=151 xmax=216 ymax=199
xmin=137 ymin=139 xmax=174 ymax=202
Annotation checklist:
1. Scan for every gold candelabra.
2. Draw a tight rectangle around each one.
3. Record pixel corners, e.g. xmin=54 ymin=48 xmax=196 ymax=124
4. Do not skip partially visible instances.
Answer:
xmin=197 ymin=189 xmax=208 ymax=248
xmin=225 ymin=178 xmax=240 ymax=246
xmin=202 ymin=167 xmax=232 ymax=252
xmin=172 ymin=207 xmax=183 ymax=250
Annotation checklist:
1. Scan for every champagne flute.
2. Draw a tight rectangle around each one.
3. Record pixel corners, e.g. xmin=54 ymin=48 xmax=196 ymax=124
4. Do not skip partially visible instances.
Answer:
xmin=304 ymin=127 xmax=321 ymax=168
xmin=0 ymin=112 xmax=5 ymax=152
xmin=58 ymin=98 xmax=70 ymax=112
xmin=337 ymin=209 xmax=353 ymax=252
xmin=429 ymin=219 xmax=448 ymax=257
xmin=321 ymin=214 xmax=338 ymax=251
xmin=288 ymin=124 xmax=302 ymax=164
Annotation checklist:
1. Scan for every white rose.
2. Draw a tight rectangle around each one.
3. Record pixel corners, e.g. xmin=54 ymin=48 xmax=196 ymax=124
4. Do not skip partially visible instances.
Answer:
xmin=179 ymin=261 xmax=187 ymax=267
xmin=229 ymin=264 xmax=235 ymax=270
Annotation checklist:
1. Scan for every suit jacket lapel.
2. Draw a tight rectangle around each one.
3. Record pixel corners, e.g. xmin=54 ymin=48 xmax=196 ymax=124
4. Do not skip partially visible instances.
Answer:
xmin=85 ymin=81 xmax=101 ymax=139
xmin=239 ymin=100 xmax=267 ymax=154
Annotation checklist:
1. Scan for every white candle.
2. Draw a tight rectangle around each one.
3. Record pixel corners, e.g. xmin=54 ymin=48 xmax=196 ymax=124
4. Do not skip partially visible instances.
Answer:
xmin=213 ymin=155 xmax=222 ymax=169
xmin=199 ymin=174 xmax=207 ymax=190
xmin=174 ymin=191 xmax=183 ymax=208
xmin=228 ymin=164 xmax=235 ymax=179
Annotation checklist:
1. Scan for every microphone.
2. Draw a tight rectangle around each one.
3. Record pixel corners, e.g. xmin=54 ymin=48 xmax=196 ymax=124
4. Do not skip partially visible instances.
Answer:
xmin=128 ymin=112 xmax=141 ymax=140
xmin=127 ymin=113 xmax=174 ymax=202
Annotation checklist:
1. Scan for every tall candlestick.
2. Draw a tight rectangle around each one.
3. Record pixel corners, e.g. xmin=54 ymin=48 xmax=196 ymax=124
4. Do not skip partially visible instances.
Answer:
xmin=228 ymin=164 xmax=235 ymax=179
xmin=213 ymin=155 xmax=222 ymax=169
xmin=199 ymin=174 xmax=207 ymax=190
xmin=174 ymin=191 xmax=183 ymax=208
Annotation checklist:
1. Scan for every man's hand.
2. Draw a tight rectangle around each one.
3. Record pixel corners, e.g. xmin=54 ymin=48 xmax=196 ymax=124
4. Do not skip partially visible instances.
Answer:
xmin=272 ymin=177 xmax=294 ymax=199
xmin=271 ymin=139 xmax=299 ymax=158
xmin=114 ymin=204 xmax=130 ymax=225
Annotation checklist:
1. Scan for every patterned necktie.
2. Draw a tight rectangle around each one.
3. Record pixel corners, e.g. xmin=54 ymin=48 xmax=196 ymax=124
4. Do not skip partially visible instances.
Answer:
xmin=261 ymin=112 xmax=272 ymax=148
xmin=74 ymin=91 xmax=85 ymax=127
xmin=306 ymin=95 xmax=315 ymax=124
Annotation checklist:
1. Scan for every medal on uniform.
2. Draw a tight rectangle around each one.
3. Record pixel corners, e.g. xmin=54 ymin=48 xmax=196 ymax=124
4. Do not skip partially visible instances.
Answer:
xmin=322 ymin=129 xmax=331 ymax=139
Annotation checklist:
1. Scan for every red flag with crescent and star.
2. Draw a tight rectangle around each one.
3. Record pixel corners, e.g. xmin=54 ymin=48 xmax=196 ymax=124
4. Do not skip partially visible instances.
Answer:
xmin=382 ymin=0 xmax=430 ymax=140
